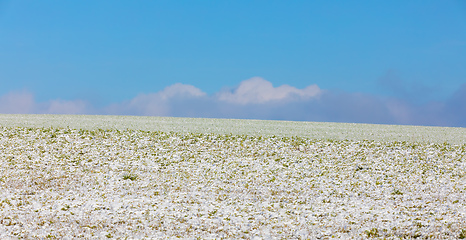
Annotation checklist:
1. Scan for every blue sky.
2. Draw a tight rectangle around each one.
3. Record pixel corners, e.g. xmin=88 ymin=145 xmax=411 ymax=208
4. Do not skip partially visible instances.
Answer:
xmin=1 ymin=1 xmax=465 ymax=127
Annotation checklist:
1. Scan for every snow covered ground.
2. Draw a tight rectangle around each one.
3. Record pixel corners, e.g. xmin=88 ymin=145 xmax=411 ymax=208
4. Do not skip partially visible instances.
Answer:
xmin=0 ymin=115 xmax=465 ymax=239
xmin=1 ymin=114 xmax=465 ymax=144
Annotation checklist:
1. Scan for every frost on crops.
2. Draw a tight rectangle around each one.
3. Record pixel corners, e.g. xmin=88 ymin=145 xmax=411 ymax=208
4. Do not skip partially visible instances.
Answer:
xmin=0 ymin=119 xmax=465 ymax=238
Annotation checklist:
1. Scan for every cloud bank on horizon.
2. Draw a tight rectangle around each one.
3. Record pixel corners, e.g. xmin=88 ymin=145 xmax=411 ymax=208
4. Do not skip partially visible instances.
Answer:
xmin=1 ymin=77 xmax=465 ymax=127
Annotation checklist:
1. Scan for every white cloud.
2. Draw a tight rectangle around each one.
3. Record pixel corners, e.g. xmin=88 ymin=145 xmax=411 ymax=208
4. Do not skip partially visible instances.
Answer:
xmin=0 ymin=90 xmax=91 ymax=115
xmin=217 ymin=77 xmax=321 ymax=104
xmin=1 ymin=79 xmax=465 ymax=127
xmin=0 ymin=91 xmax=35 ymax=114
xmin=105 ymin=83 xmax=206 ymax=116
xmin=159 ymin=83 xmax=206 ymax=99
xmin=386 ymin=99 xmax=413 ymax=124
xmin=46 ymin=99 xmax=89 ymax=114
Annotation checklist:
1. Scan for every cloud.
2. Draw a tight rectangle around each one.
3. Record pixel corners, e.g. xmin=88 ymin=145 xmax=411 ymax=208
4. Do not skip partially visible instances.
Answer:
xmin=443 ymin=83 xmax=466 ymax=126
xmin=46 ymin=99 xmax=89 ymax=114
xmin=307 ymin=91 xmax=395 ymax=124
xmin=0 ymin=78 xmax=465 ymax=127
xmin=0 ymin=90 xmax=35 ymax=114
xmin=386 ymin=99 xmax=413 ymax=124
xmin=158 ymin=83 xmax=206 ymax=99
xmin=0 ymin=90 xmax=91 ymax=115
xmin=377 ymin=70 xmax=435 ymax=103
xmin=217 ymin=77 xmax=321 ymax=104
xmin=105 ymin=83 xmax=206 ymax=116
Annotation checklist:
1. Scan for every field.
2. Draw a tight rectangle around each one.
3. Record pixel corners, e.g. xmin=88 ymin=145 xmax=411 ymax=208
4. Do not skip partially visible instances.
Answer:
xmin=0 ymin=114 xmax=465 ymax=239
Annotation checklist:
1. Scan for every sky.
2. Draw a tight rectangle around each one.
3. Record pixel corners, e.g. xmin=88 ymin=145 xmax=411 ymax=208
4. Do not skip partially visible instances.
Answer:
xmin=1 ymin=1 xmax=465 ymax=127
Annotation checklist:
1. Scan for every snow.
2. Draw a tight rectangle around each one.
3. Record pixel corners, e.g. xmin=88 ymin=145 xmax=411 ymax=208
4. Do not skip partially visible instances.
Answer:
xmin=0 ymin=116 xmax=465 ymax=238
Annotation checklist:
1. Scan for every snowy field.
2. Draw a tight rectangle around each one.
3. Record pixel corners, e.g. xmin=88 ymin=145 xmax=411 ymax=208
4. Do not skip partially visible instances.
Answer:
xmin=0 ymin=114 xmax=465 ymax=239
